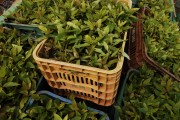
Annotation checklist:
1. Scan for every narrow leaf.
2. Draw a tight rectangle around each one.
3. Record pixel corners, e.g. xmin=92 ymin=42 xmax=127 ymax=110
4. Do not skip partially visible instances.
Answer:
xmin=3 ymin=82 xmax=20 ymax=87
xmin=54 ymin=113 xmax=62 ymax=120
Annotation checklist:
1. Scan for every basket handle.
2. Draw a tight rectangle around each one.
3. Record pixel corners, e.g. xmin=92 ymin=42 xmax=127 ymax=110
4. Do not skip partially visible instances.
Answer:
xmin=33 ymin=40 xmax=46 ymax=60
xmin=143 ymin=44 xmax=180 ymax=82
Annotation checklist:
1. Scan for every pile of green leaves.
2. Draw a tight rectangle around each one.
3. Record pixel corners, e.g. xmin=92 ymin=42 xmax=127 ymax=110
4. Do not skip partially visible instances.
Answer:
xmin=139 ymin=0 xmax=180 ymax=78
xmin=24 ymin=94 xmax=106 ymax=120
xmin=0 ymin=28 xmax=104 ymax=120
xmin=0 ymin=28 xmax=40 ymax=119
xmin=118 ymin=65 xmax=180 ymax=119
xmin=5 ymin=0 xmax=61 ymax=24
xmin=36 ymin=0 xmax=138 ymax=70
xmin=5 ymin=0 xmax=138 ymax=70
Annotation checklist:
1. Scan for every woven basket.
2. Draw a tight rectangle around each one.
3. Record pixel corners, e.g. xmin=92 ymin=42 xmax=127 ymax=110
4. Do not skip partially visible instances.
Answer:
xmin=33 ymin=32 xmax=127 ymax=106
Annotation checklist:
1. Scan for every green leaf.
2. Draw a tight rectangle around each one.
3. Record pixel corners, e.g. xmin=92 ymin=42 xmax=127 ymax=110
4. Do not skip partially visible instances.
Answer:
xmin=118 ymin=21 xmax=127 ymax=27
xmin=130 ymin=8 xmax=139 ymax=13
xmin=114 ymin=105 xmax=121 ymax=112
xmin=7 ymin=76 xmax=15 ymax=82
xmin=19 ymin=112 xmax=27 ymax=119
xmin=38 ymin=25 xmax=50 ymax=34
xmin=23 ymin=118 xmax=31 ymax=120
xmin=99 ymin=114 xmax=108 ymax=120
xmin=11 ymin=46 xmax=17 ymax=56
xmin=175 ymin=44 xmax=180 ymax=50
xmin=46 ymin=99 xmax=52 ymax=110
xmin=143 ymin=78 xmax=151 ymax=86
xmin=84 ymin=21 xmax=94 ymax=30
xmin=111 ymin=49 xmax=119 ymax=57
xmin=81 ymin=112 xmax=87 ymax=120
xmin=63 ymin=115 xmax=68 ymax=120
xmin=0 ymin=66 xmax=6 ymax=78
xmin=103 ymin=26 xmax=109 ymax=35
xmin=57 ymin=24 xmax=65 ymax=34
xmin=26 ymin=62 xmax=35 ymax=68
xmin=125 ymin=110 xmax=134 ymax=116
xmin=166 ymin=79 xmax=172 ymax=91
xmin=107 ymin=59 xmax=119 ymax=67
xmin=96 ymin=19 xmax=102 ymax=28
xmin=25 ymin=48 xmax=33 ymax=60
xmin=94 ymin=48 xmax=105 ymax=55
xmin=81 ymin=1 xmax=86 ymax=12
xmin=85 ymin=35 xmax=93 ymax=44
xmin=20 ymin=96 xmax=28 ymax=109
xmin=57 ymin=103 xmax=65 ymax=110
xmin=173 ymin=101 xmax=180 ymax=111
xmin=67 ymin=22 xmax=80 ymax=29
xmin=122 ymin=52 xmax=130 ymax=60
xmin=22 ymin=0 xmax=32 ymax=9
xmin=103 ymin=41 xmax=109 ymax=51
xmin=113 ymin=39 xmax=123 ymax=45
xmin=72 ymin=47 xmax=79 ymax=58
xmin=12 ymin=44 xmax=22 ymax=54
xmin=53 ymin=113 xmax=62 ymax=120
xmin=164 ymin=103 xmax=175 ymax=117
xmin=128 ymin=83 xmax=133 ymax=92
xmin=138 ymin=108 xmax=148 ymax=114
xmin=3 ymin=82 xmax=20 ymax=87
xmin=71 ymin=116 xmax=81 ymax=120
xmin=74 ymin=43 xmax=90 ymax=48
xmin=67 ymin=35 xmax=76 ymax=40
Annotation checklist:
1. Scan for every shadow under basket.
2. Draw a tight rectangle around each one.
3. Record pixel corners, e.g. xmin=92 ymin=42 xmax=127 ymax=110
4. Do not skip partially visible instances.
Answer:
xmin=33 ymin=32 xmax=127 ymax=106
xmin=128 ymin=7 xmax=180 ymax=82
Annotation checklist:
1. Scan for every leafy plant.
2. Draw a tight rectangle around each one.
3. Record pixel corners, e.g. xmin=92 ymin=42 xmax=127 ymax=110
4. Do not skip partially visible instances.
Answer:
xmin=35 ymin=0 xmax=138 ymax=70
xmin=0 ymin=28 xmax=40 ymax=119
xmin=5 ymin=0 xmax=59 ymax=24
xmin=139 ymin=0 xmax=180 ymax=78
xmin=118 ymin=64 xmax=180 ymax=120
xmin=5 ymin=0 xmax=138 ymax=70
xmin=23 ymin=94 xmax=107 ymax=120
xmin=0 ymin=28 xmax=106 ymax=120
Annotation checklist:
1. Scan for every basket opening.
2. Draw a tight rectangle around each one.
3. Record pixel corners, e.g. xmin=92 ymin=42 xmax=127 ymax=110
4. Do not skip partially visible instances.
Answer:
xmin=98 ymin=83 xmax=103 ymax=87
xmin=81 ymin=77 xmax=84 ymax=83
xmin=59 ymin=73 xmax=62 ymax=78
xmin=67 ymin=75 xmax=71 ymax=81
xmin=77 ymin=77 xmax=80 ymax=83
xmin=49 ymin=66 xmax=54 ymax=71
xmin=50 ymin=81 xmax=55 ymax=87
xmin=95 ymin=82 xmax=98 ymax=86
xmin=46 ymin=72 xmax=51 ymax=79
xmin=90 ymin=79 xmax=93 ymax=85
xmin=86 ymin=78 xmax=88 ymax=84
xmin=42 ymin=65 xmax=48 ymax=70
xmin=63 ymin=73 xmax=66 ymax=79
xmin=52 ymin=73 xmax=58 ymax=80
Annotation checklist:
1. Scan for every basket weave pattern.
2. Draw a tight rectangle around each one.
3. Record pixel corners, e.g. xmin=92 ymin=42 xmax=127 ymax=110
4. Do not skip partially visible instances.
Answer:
xmin=33 ymin=33 xmax=127 ymax=106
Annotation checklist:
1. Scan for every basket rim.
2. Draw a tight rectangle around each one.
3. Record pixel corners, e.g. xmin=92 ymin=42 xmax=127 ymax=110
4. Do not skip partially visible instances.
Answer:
xmin=33 ymin=32 xmax=127 ymax=75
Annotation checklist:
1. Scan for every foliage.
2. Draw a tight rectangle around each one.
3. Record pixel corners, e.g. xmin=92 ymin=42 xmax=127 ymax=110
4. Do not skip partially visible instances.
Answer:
xmin=37 ymin=0 xmax=138 ymax=70
xmin=5 ymin=0 xmax=138 ymax=70
xmin=0 ymin=28 xmax=40 ymax=119
xmin=0 ymin=28 xmax=103 ymax=120
xmin=22 ymin=94 xmax=107 ymax=120
xmin=139 ymin=0 xmax=180 ymax=78
xmin=119 ymin=64 xmax=180 ymax=119
xmin=117 ymin=1 xmax=180 ymax=119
